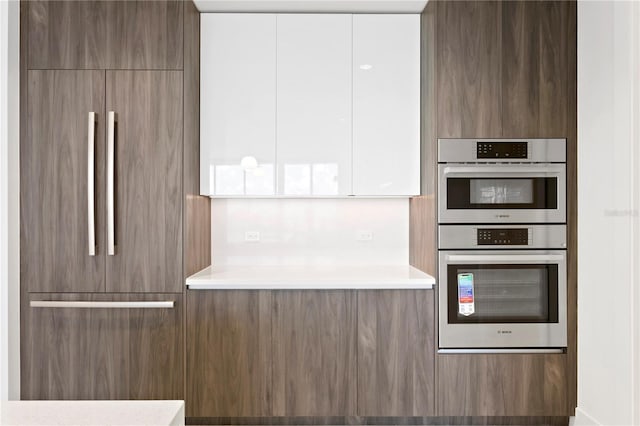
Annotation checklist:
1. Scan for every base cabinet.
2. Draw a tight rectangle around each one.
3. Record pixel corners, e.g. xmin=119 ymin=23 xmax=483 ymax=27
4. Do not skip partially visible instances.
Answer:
xmin=22 ymin=293 xmax=183 ymax=400
xmin=357 ymin=290 xmax=435 ymax=416
xmin=272 ymin=290 xmax=358 ymax=416
xmin=186 ymin=289 xmax=436 ymax=418
xmin=186 ymin=291 xmax=272 ymax=417
xmin=437 ymin=353 xmax=568 ymax=416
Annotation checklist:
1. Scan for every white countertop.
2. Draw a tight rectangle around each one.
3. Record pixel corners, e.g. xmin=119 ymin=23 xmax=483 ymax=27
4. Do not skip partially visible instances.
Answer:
xmin=186 ymin=265 xmax=435 ymax=290
xmin=0 ymin=400 xmax=184 ymax=426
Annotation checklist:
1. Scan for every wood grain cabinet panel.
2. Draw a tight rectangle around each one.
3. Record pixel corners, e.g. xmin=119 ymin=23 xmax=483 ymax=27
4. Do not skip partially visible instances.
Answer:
xmin=501 ymin=1 xmax=574 ymax=137
xmin=436 ymin=1 xmax=502 ymax=138
xmin=105 ymin=0 xmax=183 ymax=70
xmin=272 ymin=291 xmax=358 ymax=416
xmin=357 ymin=290 xmax=435 ymax=416
xmin=186 ymin=291 xmax=272 ymax=417
xmin=437 ymin=354 xmax=568 ymax=416
xmin=22 ymin=70 xmax=106 ymax=293
xmin=27 ymin=0 xmax=182 ymax=70
xmin=105 ymin=71 xmax=183 ymax=293
xmin=22 ymin=293 xmax=183 ymax=400
xmin=27 ymin=1 xmax=108 ymax=69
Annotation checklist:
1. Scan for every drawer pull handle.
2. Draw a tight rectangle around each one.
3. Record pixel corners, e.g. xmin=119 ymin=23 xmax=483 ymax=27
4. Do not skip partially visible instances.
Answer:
xmin=30 ymin=301 xmax=174 ymax=309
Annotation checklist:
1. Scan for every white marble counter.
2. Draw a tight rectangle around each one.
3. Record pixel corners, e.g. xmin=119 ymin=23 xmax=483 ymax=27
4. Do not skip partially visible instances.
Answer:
xmin=0 ymin=400 xmax=184 ymax=426
xmin=186 ymin=265 xmax=435 ymax=290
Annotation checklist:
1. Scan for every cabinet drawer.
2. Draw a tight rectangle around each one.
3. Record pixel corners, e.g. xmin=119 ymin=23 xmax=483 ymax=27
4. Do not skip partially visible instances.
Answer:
xmin=22 ymin=293 xmax=183 ymax=401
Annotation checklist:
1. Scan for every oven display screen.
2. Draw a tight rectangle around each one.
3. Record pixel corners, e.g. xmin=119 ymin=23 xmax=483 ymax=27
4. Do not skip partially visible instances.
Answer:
xmin=477 ymin=228 xmax=529 ymax=245
xmin=477 ymin=142 xmax=528 ymax=159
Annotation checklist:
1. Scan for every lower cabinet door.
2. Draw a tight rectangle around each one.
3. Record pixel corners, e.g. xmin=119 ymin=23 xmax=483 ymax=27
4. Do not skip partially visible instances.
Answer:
xmin=272 ymin=290 xmax=358 ymax=416
xmin=357 ymin=290 xmax=436 ymax=416
xmin=22 ymin=293 xmax=183 ymax=400
xmin=437 ymin=353 xmax=568 ymax=416
xmin=186 ymin=290 xmax=272 ymax=417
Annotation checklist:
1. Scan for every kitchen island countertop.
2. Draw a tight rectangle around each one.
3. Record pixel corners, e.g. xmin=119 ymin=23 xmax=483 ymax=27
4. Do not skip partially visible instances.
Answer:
xmin=0 ymin=400 xmax=184 ymax=426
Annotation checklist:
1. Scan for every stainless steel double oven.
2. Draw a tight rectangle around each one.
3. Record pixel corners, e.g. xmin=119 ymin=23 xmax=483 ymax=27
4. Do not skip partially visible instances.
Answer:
xmin=437 ymin=139 xmax=567 ymax=352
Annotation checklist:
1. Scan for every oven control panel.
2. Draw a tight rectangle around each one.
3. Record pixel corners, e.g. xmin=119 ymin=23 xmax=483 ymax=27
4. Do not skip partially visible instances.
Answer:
xmin=477 ymin=228 xmax=530 ymax=245
xmin=476 ymin=141 xmax=528 ymax=159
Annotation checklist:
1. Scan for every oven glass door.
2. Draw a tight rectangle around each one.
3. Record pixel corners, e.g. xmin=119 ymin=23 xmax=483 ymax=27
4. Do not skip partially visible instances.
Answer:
xmin=447 ymin=264 xmax=559 ymax=324
xmin=438 ymin=164 xmax=566 ymax=223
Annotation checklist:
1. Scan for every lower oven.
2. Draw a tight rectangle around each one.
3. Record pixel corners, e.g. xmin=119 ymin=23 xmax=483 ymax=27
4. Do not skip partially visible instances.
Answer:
xmin=438 ymin=225 xmax=567 ymax=351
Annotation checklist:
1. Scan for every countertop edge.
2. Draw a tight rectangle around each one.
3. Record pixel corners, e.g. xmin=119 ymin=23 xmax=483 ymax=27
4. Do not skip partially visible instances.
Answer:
xmin=185 ymin=265 xmax=436 ymax=290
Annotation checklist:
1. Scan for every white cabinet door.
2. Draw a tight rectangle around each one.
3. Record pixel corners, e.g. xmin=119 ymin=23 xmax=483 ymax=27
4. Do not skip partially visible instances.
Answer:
xmin=276 ymin=15 xmax=353 ymax=196
xmin=200 ymin=14 xmax=276 ymax=196
xmin=352 ymin=15 xmax=421 ymax=196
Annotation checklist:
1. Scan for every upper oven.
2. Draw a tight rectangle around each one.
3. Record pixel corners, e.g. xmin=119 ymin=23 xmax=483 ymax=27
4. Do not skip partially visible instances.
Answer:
xmin=438 ymin=139 xmax=566 ymax=224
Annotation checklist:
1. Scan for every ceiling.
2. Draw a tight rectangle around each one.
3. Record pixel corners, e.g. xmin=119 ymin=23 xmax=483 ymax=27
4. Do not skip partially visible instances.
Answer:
xmin=193 ymin=0 xmax=428 ymax=13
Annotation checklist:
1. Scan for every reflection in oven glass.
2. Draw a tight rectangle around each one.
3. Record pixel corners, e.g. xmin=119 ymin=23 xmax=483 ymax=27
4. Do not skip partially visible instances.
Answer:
xmin=470 ymin=179 xmax=533 ymax=204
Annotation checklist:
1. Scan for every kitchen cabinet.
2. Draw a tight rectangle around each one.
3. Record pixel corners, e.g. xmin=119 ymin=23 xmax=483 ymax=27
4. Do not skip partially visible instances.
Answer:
xmin=21 ymin=0 xmax=188 ymax=403
xmin=22 ymin=293 xmax=183 ymax=400
xmin=27 ymin=0 xmax=183 ymax=70
xmin=199 ymin=14 xmax=276 ymax=196
xmin=105 ymin=71 xmax=183 ymax=293
xmin=436 ymin=353 xmax=567 ymax=416
xmin=186 ymin=291 xmax=272 ymax=417
xmin=352 ymin=15 xmax=421 ymax=196
xmin=22 ymin=70 xmax=183 ymax=294
xmin=272 ymin=290 xmax=357 ymax=416
xmin=23 ymin=70 xmax=106 ymax=293
xmin=357 ymin=290 xmax=435 ymax=416
xmin=200 ymin=13 xmax=421 ymax=197
xmin=435 ymin=0 xmax=574 ymax=138
xmin=436 ymin=0 xmax=502 ymax=138
xmin=276 ymin=15 xmax=352 ymax=196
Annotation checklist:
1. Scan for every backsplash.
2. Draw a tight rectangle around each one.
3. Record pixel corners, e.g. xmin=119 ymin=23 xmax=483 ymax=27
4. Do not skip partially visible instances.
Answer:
xmin=211 ymin=198 xmax=409 ymax=266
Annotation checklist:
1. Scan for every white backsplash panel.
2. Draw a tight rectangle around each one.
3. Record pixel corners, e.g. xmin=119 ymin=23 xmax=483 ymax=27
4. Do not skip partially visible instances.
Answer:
xmin=211 ymin=198 xmax=409 ymax=266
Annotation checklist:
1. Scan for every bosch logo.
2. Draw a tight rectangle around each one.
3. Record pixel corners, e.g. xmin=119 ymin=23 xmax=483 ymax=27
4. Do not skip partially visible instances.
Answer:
xmin=496 ymin=214 xmax=510 ymax=218
xmin=497 ymin=330 xmax=512 ymax=334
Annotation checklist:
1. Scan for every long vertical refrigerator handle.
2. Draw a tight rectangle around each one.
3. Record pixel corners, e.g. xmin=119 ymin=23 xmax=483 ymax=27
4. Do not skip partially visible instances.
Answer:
xmin=107 ymin=111 xmax=116 ymax=256
xmin=87 ymin=112 xmax=97 ymax=256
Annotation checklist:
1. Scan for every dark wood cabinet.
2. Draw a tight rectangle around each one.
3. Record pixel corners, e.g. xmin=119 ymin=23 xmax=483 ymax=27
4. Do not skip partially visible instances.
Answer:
xmin=105 ymin=71 xmax=183 ymax=293
xmin=22 ymin=70 xmax=183 ymax=294
xmin=27 ymin=0 xmax=183 ymax=70
xmin=434 ymin=0 xmax=575 ymax=138
xmin=21 ymin=1 xmax=188 ymax=403
xmin=22 ymin=293 xmax=183 ymax=400
xmin=436 ymin=353 xmax=567 ymax=416
xmin=272 ymin=290 xmax=358 ymax=416
xmin=22 ymin=70 xmax=106 ymax=293
xmin=186 ymin=291 xmax=272 ymax=417
xmin=436 ymin=1 xmax=502 ymax=138
xmin=357 ymin=290 xmax=435 ymax=416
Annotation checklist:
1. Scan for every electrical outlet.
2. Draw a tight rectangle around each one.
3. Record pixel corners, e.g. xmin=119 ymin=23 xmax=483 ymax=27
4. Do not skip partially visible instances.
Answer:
xmin=356 ymin=230 xmax=374 ymax=241
xmin=244 ymin=231 xmax=260 ymax=242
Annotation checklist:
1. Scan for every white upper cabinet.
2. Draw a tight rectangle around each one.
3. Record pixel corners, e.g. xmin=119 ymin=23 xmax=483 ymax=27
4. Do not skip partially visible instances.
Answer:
xmin=276 ymin=15 xmax=352 ymax=196
xmin=352 ymin=14 xmax=421 ymax=196
xmin=200 ymin=13 xmax=420 ymax=197
xmin=200 ymin=14 xmax=277 ymax=196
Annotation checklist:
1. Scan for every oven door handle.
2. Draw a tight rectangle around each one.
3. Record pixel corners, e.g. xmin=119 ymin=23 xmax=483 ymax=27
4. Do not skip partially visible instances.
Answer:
xmin=441 ymin=165 xmax=565 ymax=176
xmin=446 ymin=254 xmax=565 ymax=263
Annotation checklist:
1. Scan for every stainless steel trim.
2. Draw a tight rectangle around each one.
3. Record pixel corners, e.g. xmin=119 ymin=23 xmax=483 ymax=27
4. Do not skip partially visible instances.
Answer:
xmin=438 ymin=348 xmax=564 ymax=354
xmin=438 ymin=224 xmax=567 ymax=250
xmin=446 ymin=254 xmax=565 ymax=262
xmin=87 ymin=112 xmax=96 ymax=256
xmin=438 ymin=138 xmax=566 ymax=163
xmin=442 ymin=165 xmax=565 ymax=175
xmin=30 ymin=301 xmax=174 ymax=309
xmin=107 ymin=111 xmax=116 ymax=256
